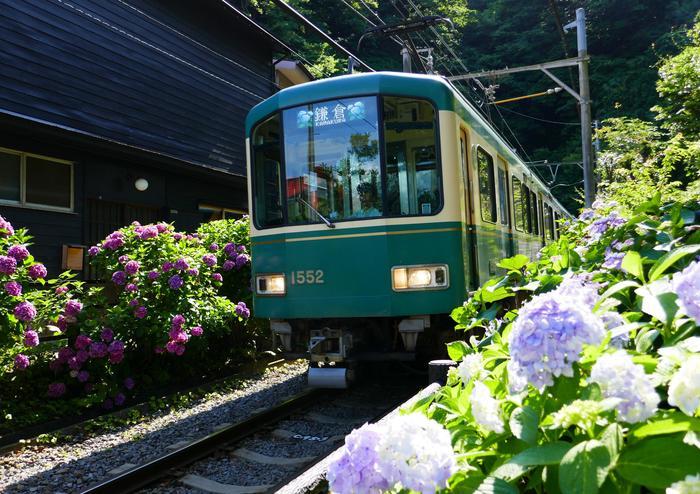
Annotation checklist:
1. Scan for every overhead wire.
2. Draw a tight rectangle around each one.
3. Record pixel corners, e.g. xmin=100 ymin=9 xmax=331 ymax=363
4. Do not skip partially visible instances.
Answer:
xmin=497 ymin=105 xmax=580 ymax=126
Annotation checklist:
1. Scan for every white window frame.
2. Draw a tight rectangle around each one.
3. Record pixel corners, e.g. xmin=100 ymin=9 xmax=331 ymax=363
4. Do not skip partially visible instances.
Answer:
xmin=0 ymin=146 xmax=74 ymax=213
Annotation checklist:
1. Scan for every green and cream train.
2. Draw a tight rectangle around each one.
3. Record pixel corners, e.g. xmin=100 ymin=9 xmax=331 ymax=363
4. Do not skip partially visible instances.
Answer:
xmin=245 ymin=72 xmax=568 ymax=387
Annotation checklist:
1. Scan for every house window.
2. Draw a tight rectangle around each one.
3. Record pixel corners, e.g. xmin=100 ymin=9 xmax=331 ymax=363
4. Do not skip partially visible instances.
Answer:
xmin=0 ymin=148 xmax=73 ymax=211
xmin=199 ymin=204 xmax=247 ymax=222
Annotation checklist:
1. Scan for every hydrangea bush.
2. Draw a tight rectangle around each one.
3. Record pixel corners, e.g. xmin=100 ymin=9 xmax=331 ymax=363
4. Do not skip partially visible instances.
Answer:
xmin=330 ymin=195 xmax=700 ymax=494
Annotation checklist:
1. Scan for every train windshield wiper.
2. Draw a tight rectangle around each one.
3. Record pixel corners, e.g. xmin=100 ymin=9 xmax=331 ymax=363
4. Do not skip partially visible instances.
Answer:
xmin=297 ymin=196 xmax=335 ymax=228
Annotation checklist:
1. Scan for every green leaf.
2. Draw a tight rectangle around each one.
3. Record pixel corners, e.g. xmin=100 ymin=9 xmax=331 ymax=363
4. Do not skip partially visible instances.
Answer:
xmin=639 ymin=291 xmax=679 ymax=324
xmin=600 ymin=424 xmax=624 ymax=460
xmin=617 ymin=437 xmax=700 ymax=488
xmin=597 ymin=280 xmax=640 ymax=306
xmin=451 ymin=473 xmax=518 ymax=494
xmin=621 ymin=251 xmax=645 ymax=282
xmin=492 ymin=442 xmax=572 ymax=481
xmin=497 ymin=254 xmax=530 ymax=271
xmin=447 ymin=341 xmax=470 ymax=361
xmin=559 ymin=440 xmax=612 ymax=494
xmin=509 ymin=406 xmax=539 ymax=446
xmin=630 ymin=412 xmax=700 ymax=440
xmin=648 ymin=244 xmax=700 ymax=281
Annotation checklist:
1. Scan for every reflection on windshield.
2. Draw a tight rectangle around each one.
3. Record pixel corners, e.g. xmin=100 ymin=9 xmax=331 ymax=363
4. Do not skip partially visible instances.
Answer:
xmin=283 ymin=97 xmax=381 ymax=225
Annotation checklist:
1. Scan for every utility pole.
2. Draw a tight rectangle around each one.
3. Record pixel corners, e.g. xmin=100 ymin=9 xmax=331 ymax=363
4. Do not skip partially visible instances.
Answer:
xmin=566 ymin=8 xmax=595 ymax=207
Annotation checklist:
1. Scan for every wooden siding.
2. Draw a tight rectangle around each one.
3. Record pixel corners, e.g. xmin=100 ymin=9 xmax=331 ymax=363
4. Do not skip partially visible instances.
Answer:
xmin=0 ymin=0 xmax=278 ymax=177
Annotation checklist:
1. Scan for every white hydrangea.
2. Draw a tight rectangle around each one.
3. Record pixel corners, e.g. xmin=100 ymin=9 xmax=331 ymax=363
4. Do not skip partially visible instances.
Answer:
xmin=376 ymin=413 xmax=457 ymax=494
xmin=667 ymin=474 xmax=700 ymax=494
xmin=590 ymin=351 xmax=660 ymax=423
xmin=470 ymin=381 xmax=504 ymax=433
xmin=668 ymin=355 xmax=700 ymax=417
xmin=457 ymin=353 xmax=484 ymax=384
xmin=654 ymin=337 xmax=700 ymax=386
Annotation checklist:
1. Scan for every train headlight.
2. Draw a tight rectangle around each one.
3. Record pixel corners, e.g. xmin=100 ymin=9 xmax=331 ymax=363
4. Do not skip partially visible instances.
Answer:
xmin=256 ymin=274 xmax=286 ymax=295
xmin=391 ymin=265 xmax=449 ymax=291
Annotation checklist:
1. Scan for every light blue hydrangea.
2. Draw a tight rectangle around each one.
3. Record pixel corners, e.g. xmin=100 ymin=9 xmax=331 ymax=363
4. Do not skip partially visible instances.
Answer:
xmin=590 ymin=351 xmax=659 ymax=423
xmin=508 ymin=287 xmax=605 ymax=392
xmin=557 ymin=272 xmax=602 ymax=309
xmin=327 ymin=422 xmax=388 ymax=494
xmin=586 ymin=210 xmax=626 ymax=241
xmin=671 ymin=261 xmax=700 ymax=326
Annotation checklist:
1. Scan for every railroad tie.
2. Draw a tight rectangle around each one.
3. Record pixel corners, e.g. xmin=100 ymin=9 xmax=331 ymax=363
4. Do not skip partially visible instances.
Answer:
xmin=180 ymin=474 xmax=272 ymax=494
xmin=305 ymin=412 xmax=363 ymax=425
xmin=233 ymin=447 xmax=315 ymax=465
xmin=272 ymin=428 xmax=345 ymax=442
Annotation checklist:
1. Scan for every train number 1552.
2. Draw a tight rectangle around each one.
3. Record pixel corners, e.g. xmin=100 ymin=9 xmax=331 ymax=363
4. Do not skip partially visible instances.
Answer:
xmin=290 ymin=270 xmax=324 ymax=285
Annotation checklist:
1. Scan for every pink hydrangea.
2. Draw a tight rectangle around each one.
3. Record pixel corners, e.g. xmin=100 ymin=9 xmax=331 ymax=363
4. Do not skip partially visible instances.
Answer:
xmin=47 ymin=382 xmax=66 ymax=398
xmin=0 ymin=255 xmax=17 ymax=275
xmin=134 ymin=306 xmax=148 ymax=319
xmin=74 ymin=334 xmax=92 ymax=350
xmin=0 ymin=215 xmax=14 ymax=236
xmin=14 ymin=301 xmax=37 ymax=321
xmin=124 ymin=260 xmax=140 ymax=275
xmin=28 ymin=263 xmax=47 ymax=279
xmin=14 ymin=354 xmax=30 ymax=370
xmin=168 ymin=328 xmax=189 ymax=344
xmin=190 ymin=326 xmax=203 ymax=336
xmin=156 ymin=223 xmax=168 ymax=233
xmin=137 ymin=225 xmax=158 ymax=240
xmin=171 ymin=314 xmax=185 ymax=329
xmin=109 ymin=352 xmax=124 ymax=364
xmin=125 ymin=283 xmax=138 ymax=293
xmin=212 ymin=273 xmax=223 ymax=282
xmin=65 ymin=299 xmax=83 ymax=317
xmin=24 ymin=329 xmax=39 ymax=347
xmin=118 ymin=255 xmax=130 ymax=264
xmin=103 ymin=231 xmax=125 ymax=250
xmin=5 ymin=281 xmax=22 ymax=297
xmin=7 ymin=245 xmax=29 ymax=262
xmin=55 ymin=286 xmax=69 ymax=295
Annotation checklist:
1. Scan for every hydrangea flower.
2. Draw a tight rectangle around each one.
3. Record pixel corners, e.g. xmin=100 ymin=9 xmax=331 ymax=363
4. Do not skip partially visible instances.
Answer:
xmin=14 ymin=354 xmax=30 ymax=370
xmin=147 ymin=269 xmax=159 ymax=280
xmin=174 ymin=258 xmax=189 ymax=270
xmin=14 ymin=301 xmax=37 ymax=321
xmin=73 ymin=334 xmax=91 ymax=350
xmin=65 ymin=299 xmax=83 ymax=317
xmin=4 ymin=281 xmax=22 ymax=296
xmin=28 ymin=263 xmax=47 ymax=279
xmin=586 ymin=211 xmax=626 ymax=240
xmin=172 ymin=314 xmax=185 ymax=328
xmin=550 ymin=399 xmax=608 ymax=432
xmin=202 ymin=254 xmax=217 ymax=267
xmin=209 ymin=243 xmax=219 ymax=252
xmin=672 ymin=261 xmax=700 ymax=326
xmin=89 ymin=342 xmax=109 ymax=359
xmin=235 ymin=254 xmax=250 ymax=268
xmin=186 ymin=268 xmax=199 ymax=276
xmin=223 ymin=260 xmax=235 ymax=271
xmin=24 ymin=329 xmax=39 ymax=347
xmin=212 ymin=273 xmax=223 ymax=282
xmin=100 ymin=328 xmax=113 ymax=343
xmin=237 ymin=245 xmax=246 ymax=253
xmin=134 ymin=306 xmax=148 ymax=319
xmin=7 ymin=245 xmax=29 ymax=262
xmin=667 ymin=474 xmax=700 ymax=494
xmin=590 ymin=351 xmax=659 ymax=423
xmin=114 ymin=393 xmax=126 ymax=406
xmin=111 ymin=270 xmax=126 ymax=286
xmin=87 ymin=245 xmax=101 ymax=256
xmin=118 ymin=255 xmax=129 ymax=264
xmin=124 ymin=377 xmax=135 ymax=390
xmin=162 ymin=262 xmax=173 ymax=272
xmin=168 ymin=275 xmax=183 ymax=290
xmin=128 ymin=298 xmax=139 ymax=307
xmin=327 ymin=423 xmax=389 ymax=494
xmin=471 ymin=381 xmax=504 ymax=433
xmin=124 ymin=260 xmax=140 ymax=275
xmin=235 ymin=301 xmax=250 ymax=318
xmin=190 ymin=326 xmax=203 ymax=336
xmin=166 ymin=341 xmax=185 ymax=355
xmin=137 ymin=225 xmax=158 ymax=239
xmin=55 ymin=286 xmax=68 ymax=295
xmin=457 ymin=353 xmax=484 ymax=384
xmin=0 ymin=215 xmax=15 ymax=236
xmin=602 ymin=248 xmax=625 ymax=270
xmin=508 ymin=290 xmax=605 ymax=391
xmin=77 ymin=370 xmax=90 ymax=383
xmin=47 ymin=382 xmax=66 ymax=398
xmin=76 ymin=350 xmax=89 ymax=364
xmin=667 ymin=355 xmax=700 ymax=416
xmin=224 ymin=243 xmax=236 ymax=255
xmin=0 ymin=255 xmax=17 ymax=275
xmin=125 ymin=283 xmax=138 ymax=293
xmin=556 ymin=272 xmax=601 ymax=309
xmin=103 ymin=231 xmax=125 ymax=250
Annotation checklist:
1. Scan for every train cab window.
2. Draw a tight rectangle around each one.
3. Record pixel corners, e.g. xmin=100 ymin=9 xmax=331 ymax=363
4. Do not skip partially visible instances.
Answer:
xmin=476 ymin=148 xmax=497 ymax=222
xmin=283 ymin=96 xmax=382 ymax=224
xmin=512 ymin=176 xmax=525 ymax=232
xmin=497 ymin=166 xmax=509 ymax=226
xmin=384 ymin=97 xmax=440 ymax=216
xmin=252 ymin=115 xmax=284 ymax=228
xmin=530 ymin=190 xmax=539 ymax=235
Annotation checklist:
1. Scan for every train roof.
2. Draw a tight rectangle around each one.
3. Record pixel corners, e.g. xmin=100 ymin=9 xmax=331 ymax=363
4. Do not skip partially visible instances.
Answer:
xmin=245 ymin=71 xmax=571 ymax=216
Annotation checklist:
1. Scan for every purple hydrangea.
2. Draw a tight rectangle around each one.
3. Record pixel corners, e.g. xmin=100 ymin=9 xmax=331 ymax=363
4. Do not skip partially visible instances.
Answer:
xmin=156 ymin=223 xmax=168 ymax=233
xmin=147 ymin=269 xmax=160 ymax=280
xmin=237 ymin=245 xmax=246 ymax=254
xmin=224 ymin=243 xmax=236 ymax=255
xmin=4 ymin=281 xmax=22 ymax=297
xmin=166 ymin=341 xmax=185 ymax=355
xmin=0 ymin=215 xmax=14 ymax=236
xmin=134 ymin=306 xmax=148 ymax=319
xmin=47 ymin=382 xmax=66 ymax=398
xmin=602 ymin=248 xmax=625 ymax=270
xmin=174 ymin=258 xmax=189 ymax=270
xmin=57 ymin=347 xmax=74 ymax=363
xmin=124 ymin=260 xmax=140 ymax=275
xmin=162 ymin=262 xmax=173 ymax=272
xmin=235 ymin=301 xmax=250 ymax=319
xmin=672 ymin=261 xmax=700 ymax=326
xmin=169 ymin=328 xmax=189 ymax=344
xmin=202 ymin=254 xmax=217 ymax=267
xmin=0 ymin=255 xmax=17 ymax=275
xmin=137 ymin=225 xmax=159 ymax=240
xmin=112 ymin=270 xmax=127 ymax=286
xmin=171 ymin=314 xmax=185 ymax=329
xmin=222 ymin=260 xmax=235 ymax=271
xmin=108 ymin=340 xmax=125 ymax=354
xmin=124 ymin=377 xmax=135 ymax=390
xmin=87 ymin=245 xmax=101 ymax=256
xmin=508 ymin=289 xmax=605 ymax=392
xmin=118 ymin=255 xmax=129 ymax=264
xmin=24 ymin=329 xmax=39 ymax=347
xmin=109 ymin=351 xmax=124 ymax=364
xmin=28 ymin=263 xmax=47 ymax=279
xmin=125 ymin=283 xmax=138 ymax=293
xmin=586 ymin=211 xmax=626 ymax=240
xmin=7 ymin=245 xmax=29 ymax=262
xmin=212 ymin=273 xmax=223 ymax=282
xmin=55 ymin=286 xmax=69 ymax=295
xmin=14 ymin=301 xmax=37 ymax=322
xmin=186 ymin=268 xmax=199 ymax=276
xmin=103 ymin=231 xmax=125 ymax=250
xmin=77 ymin=370 xmax=90 ymax=383
xmin=114 ymin=393 xmax=126 ymax=406
xmin=235 ymin=254 xmax=250 ymax=268
xmin=128 ymin=298 xmax=139 ymax=307
xmin=14 ymin=354 xmax=30 ymax=371
xmin=89 ymin=342 xmax=109 ymax=359
xmin=101 ymin=328 xmax=114 ymax=342
xmin=56 ymin=315 xmax=67 ymax=332
xmin=172 ymin=233 xmax=183 ymax=241
xmin=190 ymin=325 xmax=203 ymax=336
xmin=76 ymin=350 xmax=89 ymax=364
xmin=65 ymin=299 xmax=83 ymax=317
xmin=74 ymin=334 xmax=92 ymax=350
xmin=327 ymin=423 xmax=389 ymax=494
xmin=67 ymin=356 xmax=81 ymax=370
xmin=209 ymin=243 xmax=219 ymax=252
xmin=168 ymin=275 xmax=183 ymax=290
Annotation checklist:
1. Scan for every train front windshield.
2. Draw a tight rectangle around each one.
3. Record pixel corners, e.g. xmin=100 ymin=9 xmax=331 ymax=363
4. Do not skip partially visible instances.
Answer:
xmin=251 ymin=96 xmax=442 ymax=229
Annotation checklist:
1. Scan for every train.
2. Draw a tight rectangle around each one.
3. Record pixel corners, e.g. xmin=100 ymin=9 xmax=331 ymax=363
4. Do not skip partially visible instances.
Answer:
xmin=245 ymin=72 xmax=569 ymax=387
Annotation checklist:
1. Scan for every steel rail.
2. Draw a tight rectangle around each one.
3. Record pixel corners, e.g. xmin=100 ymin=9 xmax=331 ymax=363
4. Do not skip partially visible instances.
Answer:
xmin=80 ymin=387 xmax=326 ymax=494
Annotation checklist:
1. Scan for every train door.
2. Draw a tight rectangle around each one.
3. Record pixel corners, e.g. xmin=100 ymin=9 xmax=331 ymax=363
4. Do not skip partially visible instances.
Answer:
xmin=497 ymin=157 xmax=514 ymax=257
xmin=460 ymin=129 xmax=479 ymax=291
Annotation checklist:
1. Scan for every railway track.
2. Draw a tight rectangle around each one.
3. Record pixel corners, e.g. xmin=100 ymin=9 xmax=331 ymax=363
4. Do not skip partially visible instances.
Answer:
xmin=80 ymin=367 xmax=422 ymax=494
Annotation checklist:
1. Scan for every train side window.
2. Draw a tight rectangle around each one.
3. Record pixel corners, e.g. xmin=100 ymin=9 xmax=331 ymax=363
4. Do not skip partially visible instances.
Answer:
xmin=530 ymin=190 xmax=539 ymax=235
xmin=476 ymin=147 xmax=496 ymax=223
xmin=512 ymin=176 xmax=524 ymax=232
xmin=251 ymin=115 xmax=283 ymax=228
xmin=524 ymin=185 xmax=532 ymax=233
xmin=384 ymin=97 xmax=441 ymax=216
xmin=544 ymin=204 xmax=554 ymax=241
xmin=497 ymin=167 xmax=509 ymax=225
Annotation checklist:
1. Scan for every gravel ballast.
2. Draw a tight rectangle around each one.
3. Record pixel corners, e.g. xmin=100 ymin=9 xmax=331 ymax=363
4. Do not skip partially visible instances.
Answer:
xmin=0 ymin=361 xmax=308 ymax=494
